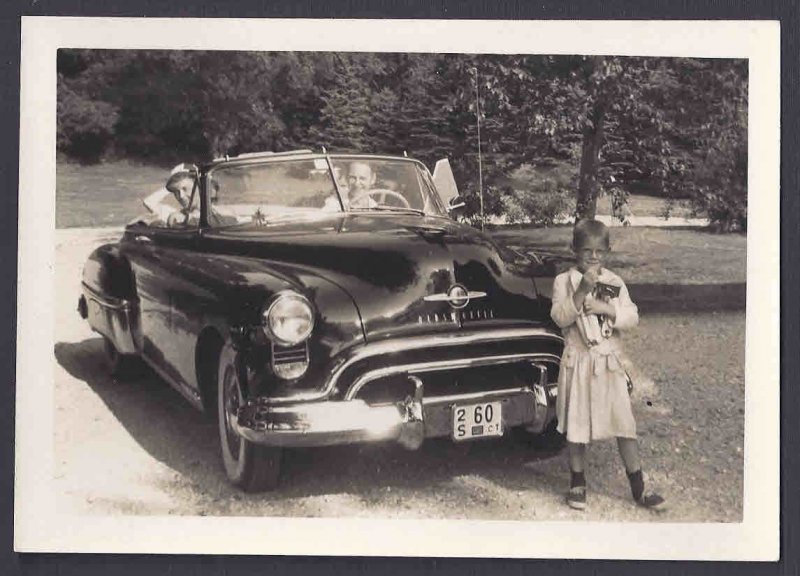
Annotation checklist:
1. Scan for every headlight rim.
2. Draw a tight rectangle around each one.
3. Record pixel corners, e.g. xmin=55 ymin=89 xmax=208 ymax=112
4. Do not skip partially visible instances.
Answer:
xmin=262 ymin=291 xmax=315 ymax=347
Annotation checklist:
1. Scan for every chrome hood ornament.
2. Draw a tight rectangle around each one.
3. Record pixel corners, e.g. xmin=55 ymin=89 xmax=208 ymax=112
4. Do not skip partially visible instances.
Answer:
xmin=423 ymin=284 xmax=487 ymax=309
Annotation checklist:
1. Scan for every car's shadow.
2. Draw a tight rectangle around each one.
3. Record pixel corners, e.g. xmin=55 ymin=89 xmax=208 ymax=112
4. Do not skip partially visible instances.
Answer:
xmin=54 ymin=338 xmax=564 ymax=503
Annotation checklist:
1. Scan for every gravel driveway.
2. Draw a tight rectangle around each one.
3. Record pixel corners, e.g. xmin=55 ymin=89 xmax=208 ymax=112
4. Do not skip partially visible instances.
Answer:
xmin=51 ymin=229 xmax=745 ymax=522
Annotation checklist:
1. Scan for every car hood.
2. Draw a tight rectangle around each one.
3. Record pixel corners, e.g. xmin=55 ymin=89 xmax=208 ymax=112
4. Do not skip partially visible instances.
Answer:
xmin=202 ymin=213 xmax=553 ymax=341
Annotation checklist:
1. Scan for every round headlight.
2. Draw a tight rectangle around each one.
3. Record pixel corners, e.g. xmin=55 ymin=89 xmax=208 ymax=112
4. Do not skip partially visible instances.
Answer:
xmin=263 ymin=293 xmax=315 ymax=346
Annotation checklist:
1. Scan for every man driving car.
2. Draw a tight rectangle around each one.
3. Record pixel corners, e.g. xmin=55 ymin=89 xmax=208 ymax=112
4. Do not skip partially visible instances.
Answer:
xmin=323 ymin=161 xmax=378 ymax=210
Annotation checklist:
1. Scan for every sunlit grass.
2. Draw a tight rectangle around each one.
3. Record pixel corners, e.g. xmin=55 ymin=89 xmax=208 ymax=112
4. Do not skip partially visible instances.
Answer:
xmin=57 ymin=159 xmax=168 ymax=228
xmin=493 ymin=226 xmax=746 ymax=285
xmin=56 ymin=159 xmax=745 ymax=285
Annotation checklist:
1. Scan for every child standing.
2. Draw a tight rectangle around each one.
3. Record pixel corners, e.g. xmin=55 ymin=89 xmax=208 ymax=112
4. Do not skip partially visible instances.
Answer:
xmin=551 ymin=219 xmax=665 ymax=511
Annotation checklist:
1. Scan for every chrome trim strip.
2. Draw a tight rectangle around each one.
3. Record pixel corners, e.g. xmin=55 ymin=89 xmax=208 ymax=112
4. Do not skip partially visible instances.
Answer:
xmin=345 ymin=352 xmax=561 ymax=400
xmin=422 ymin=386 xmax=531 ymax=405
xmin=81 ymin=282 xmax=135 ymax=311
xmin=265 ymin=326 xmax=563 ymax=405
xmin=207 ymin=153 xmax=428 ymax=174
xmin=423 ymin=291 xmax=487 ymax=302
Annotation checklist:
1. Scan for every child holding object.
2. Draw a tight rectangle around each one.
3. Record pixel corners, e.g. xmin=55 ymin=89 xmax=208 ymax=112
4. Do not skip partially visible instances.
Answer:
xmin=550 ymin=219 xmax=665 ymax=511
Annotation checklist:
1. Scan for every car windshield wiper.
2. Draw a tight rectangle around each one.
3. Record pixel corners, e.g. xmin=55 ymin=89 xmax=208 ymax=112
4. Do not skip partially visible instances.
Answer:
xmin=350 ymin=205 xmax=426 ymax=216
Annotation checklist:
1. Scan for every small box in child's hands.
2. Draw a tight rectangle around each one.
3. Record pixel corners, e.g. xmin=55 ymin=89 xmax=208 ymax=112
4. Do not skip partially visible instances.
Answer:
xmin=595 ymin=282 xmax=620 ymax=299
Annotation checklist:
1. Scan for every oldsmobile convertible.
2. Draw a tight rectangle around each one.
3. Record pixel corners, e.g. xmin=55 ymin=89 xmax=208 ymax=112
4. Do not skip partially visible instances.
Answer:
xmin=78 ymin=150 xmax=564 ymax=492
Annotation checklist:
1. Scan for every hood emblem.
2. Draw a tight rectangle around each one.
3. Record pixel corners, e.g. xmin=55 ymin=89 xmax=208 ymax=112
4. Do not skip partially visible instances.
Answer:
xmin=424 ymin=284 xmax=487 ymax=309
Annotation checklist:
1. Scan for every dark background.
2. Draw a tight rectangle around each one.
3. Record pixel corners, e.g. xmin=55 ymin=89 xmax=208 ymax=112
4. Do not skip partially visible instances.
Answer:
xmin=2 ymin=1 xmax=797 ymax=575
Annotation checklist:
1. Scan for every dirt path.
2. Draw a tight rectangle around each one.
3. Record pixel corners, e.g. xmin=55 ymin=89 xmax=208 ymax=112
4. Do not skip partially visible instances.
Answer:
xmin=51 ymin=229 xmax=744 ymax=521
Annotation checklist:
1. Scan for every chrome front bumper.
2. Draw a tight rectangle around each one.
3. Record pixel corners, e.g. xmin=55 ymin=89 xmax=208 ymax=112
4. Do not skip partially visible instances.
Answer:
xmin=234 ymin=375 xmax=558 ymax=449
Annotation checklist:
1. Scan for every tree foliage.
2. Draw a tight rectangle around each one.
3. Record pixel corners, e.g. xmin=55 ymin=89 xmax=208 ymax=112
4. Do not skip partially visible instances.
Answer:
xmin=57 ymin=50 xmax=748 ymax=230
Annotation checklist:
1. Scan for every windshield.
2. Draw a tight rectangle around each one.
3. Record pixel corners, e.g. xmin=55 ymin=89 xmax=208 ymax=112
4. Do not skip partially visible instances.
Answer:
xmin=207 ymin=156 xmax=446 ymax=227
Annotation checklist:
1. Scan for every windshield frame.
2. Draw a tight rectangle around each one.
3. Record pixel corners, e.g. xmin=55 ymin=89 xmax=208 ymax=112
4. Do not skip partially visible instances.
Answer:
xmin=203 ymin=153 xmax=448 ymax=226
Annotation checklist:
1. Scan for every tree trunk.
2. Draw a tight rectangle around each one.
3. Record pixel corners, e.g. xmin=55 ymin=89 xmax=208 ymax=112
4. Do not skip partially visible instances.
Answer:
xmin=576 ymin=97 xmax=607 ymax=221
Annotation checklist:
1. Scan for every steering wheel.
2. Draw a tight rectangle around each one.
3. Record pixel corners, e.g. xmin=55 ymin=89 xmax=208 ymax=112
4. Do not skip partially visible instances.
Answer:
xmin=350 ymin=188 xmax=411 ymax=209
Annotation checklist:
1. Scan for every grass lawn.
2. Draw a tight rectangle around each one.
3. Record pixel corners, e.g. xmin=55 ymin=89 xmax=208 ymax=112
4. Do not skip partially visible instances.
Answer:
xmin=594 ymin=193 xmax=697 ymax=220
xmin=493 ymin=226 xmax=746 ymax=286
xmin=57 ymin=160 xmax=169 ymax=228
xmin=57 ymin=159 xmax=745 ymax=293
xmin=58 ymin=159 xmax=699 ymax=228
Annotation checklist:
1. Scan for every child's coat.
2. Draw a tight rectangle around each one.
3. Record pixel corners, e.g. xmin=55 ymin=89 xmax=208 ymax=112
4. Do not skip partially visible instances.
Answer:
xmin=550 ymin=267 xmax=639 ymax=444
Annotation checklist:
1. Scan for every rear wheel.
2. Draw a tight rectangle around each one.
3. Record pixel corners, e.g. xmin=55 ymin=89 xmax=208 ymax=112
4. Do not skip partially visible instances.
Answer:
xmin=217 ymin=342 xmax=282 ymax=492
xmin=103 ymin=336 xmax=142 ymax=379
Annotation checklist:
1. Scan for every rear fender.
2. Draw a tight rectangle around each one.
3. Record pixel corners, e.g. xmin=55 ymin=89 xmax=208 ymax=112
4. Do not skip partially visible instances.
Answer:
xmin=80 ymin=243 xmax=140 ymax=355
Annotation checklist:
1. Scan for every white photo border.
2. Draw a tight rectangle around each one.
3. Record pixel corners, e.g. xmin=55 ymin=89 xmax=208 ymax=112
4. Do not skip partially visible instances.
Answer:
xmin=15 ymin=17 xmax=780 ymax=560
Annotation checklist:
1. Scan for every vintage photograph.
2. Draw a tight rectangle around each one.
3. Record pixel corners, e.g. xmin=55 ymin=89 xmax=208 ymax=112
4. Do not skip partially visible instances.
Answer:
xmin=16 ymin=18 xmax=779 ymax=559
xmin=54 ymin=48 xmax=747 ymax=518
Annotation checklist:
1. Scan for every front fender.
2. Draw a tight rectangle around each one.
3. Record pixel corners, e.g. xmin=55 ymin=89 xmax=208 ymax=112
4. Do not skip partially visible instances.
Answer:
xmin=163 ymin=252 xmax=367 ymax=397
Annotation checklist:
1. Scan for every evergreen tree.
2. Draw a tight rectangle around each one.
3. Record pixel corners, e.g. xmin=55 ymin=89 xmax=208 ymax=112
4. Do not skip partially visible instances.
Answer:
xmin=312 ymin=55 xmax=374 ymax=152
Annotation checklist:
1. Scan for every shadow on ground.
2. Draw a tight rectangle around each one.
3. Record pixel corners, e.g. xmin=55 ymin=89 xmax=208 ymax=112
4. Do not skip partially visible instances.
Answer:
xmin=628 ymin=283 xmax=745 ymax=313
xmin=54 ymin=338 xmax=564 ymax=504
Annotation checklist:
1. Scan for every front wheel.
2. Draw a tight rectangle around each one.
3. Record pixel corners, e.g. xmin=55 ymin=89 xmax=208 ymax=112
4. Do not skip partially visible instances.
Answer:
xmin=217 ymin=342 xmax=283 ymax=492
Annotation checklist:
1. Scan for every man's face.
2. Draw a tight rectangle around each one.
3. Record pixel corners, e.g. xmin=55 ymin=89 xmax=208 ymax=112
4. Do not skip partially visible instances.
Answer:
xmin=347 ymin=163 xmax=375 ymax=196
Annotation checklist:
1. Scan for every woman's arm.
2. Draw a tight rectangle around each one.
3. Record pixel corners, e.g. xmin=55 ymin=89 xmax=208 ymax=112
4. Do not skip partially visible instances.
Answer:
xmin=142 ymin=188 xmax=180 ymax=222
xmin=142 ymin=188 xmax=171 ymax=213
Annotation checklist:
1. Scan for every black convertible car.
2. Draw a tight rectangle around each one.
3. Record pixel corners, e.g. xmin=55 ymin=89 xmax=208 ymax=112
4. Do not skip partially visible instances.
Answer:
xmin=78 ymin=150 xmax=564 ymax=491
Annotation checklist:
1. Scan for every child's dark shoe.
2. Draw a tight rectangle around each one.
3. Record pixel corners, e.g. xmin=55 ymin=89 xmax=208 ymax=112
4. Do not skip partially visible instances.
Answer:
xmin=627 ymin=469 xmax=666 ymax=511
xmin=635 ymin=491 xmax=667 ymax=511
xmin=566 ymin=486 xmax=587 ymax=510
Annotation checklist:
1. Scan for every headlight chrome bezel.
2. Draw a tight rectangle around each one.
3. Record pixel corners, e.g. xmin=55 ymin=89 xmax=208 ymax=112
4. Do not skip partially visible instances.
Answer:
xmin=262 ymin=291 xmax=315 ymax=347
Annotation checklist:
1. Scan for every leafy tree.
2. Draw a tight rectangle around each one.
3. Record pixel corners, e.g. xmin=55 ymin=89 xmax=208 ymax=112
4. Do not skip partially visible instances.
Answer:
xmin=57 ymin=73 xmax=118 ymax=163
xmin=55 ymin=50 xmax=748 ymax=230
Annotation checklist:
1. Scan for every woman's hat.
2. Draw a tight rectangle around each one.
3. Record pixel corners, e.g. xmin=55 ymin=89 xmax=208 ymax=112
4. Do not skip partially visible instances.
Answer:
xmin=166 ymin=163 xmax=195 ymax=192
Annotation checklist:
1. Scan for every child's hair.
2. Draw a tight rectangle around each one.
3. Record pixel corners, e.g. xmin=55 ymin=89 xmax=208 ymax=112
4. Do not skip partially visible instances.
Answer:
xmin=572 ymin=218 xmax=610 ymax=249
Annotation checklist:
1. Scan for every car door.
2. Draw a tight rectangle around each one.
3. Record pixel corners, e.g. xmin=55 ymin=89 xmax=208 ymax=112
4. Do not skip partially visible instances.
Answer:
xmin=122 ymin=220 xmax=205 ymax=404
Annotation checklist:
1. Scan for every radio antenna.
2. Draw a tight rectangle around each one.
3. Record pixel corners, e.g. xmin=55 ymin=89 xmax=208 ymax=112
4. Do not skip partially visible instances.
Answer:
xmin=472 ymin=67 xmax=485 ymax=231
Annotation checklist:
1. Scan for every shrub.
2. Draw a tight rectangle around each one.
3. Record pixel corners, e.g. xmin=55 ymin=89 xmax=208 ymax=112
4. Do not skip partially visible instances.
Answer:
xmin=501 ymin=178 xmax=575 ymax=226
xmin=686 ymin=131 xmax=747 ymax=232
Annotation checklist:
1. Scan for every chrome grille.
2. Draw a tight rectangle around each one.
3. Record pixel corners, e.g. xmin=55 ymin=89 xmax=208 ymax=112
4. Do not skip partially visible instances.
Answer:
xmin=352 ymin=359 xmax=560 ymax=405
xmin=271 ymin=342 xmax=308 ymax=365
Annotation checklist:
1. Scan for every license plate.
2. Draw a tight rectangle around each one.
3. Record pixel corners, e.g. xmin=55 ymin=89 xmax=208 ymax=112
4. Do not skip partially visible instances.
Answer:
xmin=452 ymin=401 xmax=503 ymax=441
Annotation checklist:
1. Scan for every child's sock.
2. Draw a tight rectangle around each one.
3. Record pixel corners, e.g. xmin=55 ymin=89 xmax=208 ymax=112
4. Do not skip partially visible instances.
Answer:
xmin=570 ymin=470 xmax=586 ymax=489
xmin=627 ymin=469 xmax=644 ymax=501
